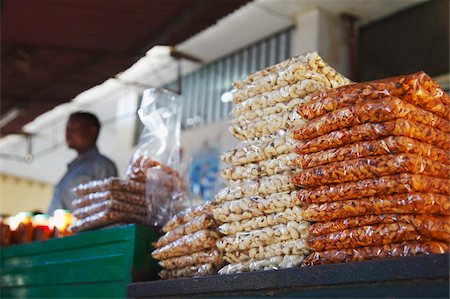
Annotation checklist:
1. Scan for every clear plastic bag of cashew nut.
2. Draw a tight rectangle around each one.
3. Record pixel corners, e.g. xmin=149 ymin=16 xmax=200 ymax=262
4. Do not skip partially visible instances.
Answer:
xmin=159 ymin=262 xmax=218 ymax=280
xmin=73 ymin=199 xmax=147 ymax=219
xmin=154 ymin=214 xmax=217 ymax=248
xmin=294 ymin=174 xmax=449 ymax=205
xmin=221 ymin=132 xmax=296 ymax=166
xmin=213 ymin=191 xmax=297 ymax=223
xmin=219 ymin=206 xmax=303 ymax=235
xmin=231 ymin=51 xmax=351 ymax=103
xmin=293 ymin=97 xmax=450 ymax=141
xmin=303 ymin=241 xmax=449 ymax=266
xmin=217 ymin=221 xmax=309 ymax=253
xmin=234 ymin=97 xmax=305 ymax=124
xmin=72 ymin=178 xmax=146 ymax=197
xmin=231 ymin=79 xmax=325 ymax=117
xmin=215 ymin=172 xmax=294 ymax=203
xmin=308 ymin=219 xmax=450 ymax=252
xmin=72 ymin=190 xmax=147 ymax=208
xmin=302 ymin=193 xmax=450 ymax=223
xmin=295 ymin=136 xmax=450 ymax=169
xmin=224 ymin=239 xmax=309 ymax=264
xmin=70 ymin=210 xmax=146 ymax=233
xmin=309 ymin=214 xmax=450 ymax=237
xmin=292 ymin=154 xmax=449 ymax=188
xmin=221 ymin=153 xmax=297 ymax=181
xmin=297 ymin=71 xmax=449 ymax=120
xmin=162 ymin=201 xmax=214 ymax=233
xmin=294 ymin=119 xmax=450 ymax=155
xmin=218 ymin=255 xmax=305 ymax=274
xmin=230 ymin=109 xmax=308 ymax=141
xmin=158 ymin=249 xmax=223 ymax=270
xmin=151 ymin=229 xmax=220 ymax=260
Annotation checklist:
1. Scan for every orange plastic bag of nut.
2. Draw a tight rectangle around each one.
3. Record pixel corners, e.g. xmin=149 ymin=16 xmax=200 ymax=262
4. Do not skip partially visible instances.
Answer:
xmin=292 ymin=154 xmax=449 ymax=188
xmin=308 ymin=219 xmax=450 ymax=252
xmin=294 ymin=174 xmax=449 ymax=205
xmin=303 ymin=241 xmax=449 ymax=266
xmin=294 ymin=136 xmax=449 ymax=169
xmin=309 ymin=214 xmax=450 ymax=237
xmin=302 ymin=193 xmax=450 ymax=222
xmin=297 ymin=72 xmax=449 ymax=120
xmin=294 ymin=119 xmax=450 ymax=155
xmin=293 ymin=97 xmax=450 ymax=141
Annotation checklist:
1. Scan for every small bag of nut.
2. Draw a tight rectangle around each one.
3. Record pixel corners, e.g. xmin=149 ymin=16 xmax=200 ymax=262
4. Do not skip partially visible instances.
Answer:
xmin=295 ymin=136 xmax=449 ymax=169
xmin=292 ymin=154 xmax=449 ymax=187
xmin=293 ymin=97 xmax=449 ymax=141
xmin=302 ymin=193 xmax=450 ymax=223
xmin=297 ymin=72 xmax=449 ymax=120
xmin=158 ymin=249 xmax=223 ymax=270
xmin=235 ymin=97 xmax=305 ymax=123
xmin=159 ymin=262 xmax=218 ymax=279
xmin=294 ymin=174 xmax=449 ymax=205
xmin=218 ymin=255 xmax=305 ymax=274
xmin=162 ymin=201 xmax=214 ymax=233
xmin=154 ymin=214 xmax=217 ymax=248
xmin=151 ymin=229 xmax=220 ymax=260
xmin=72 ymin=190 xmax=147 ymax=208
xmin=309 ymin=214 xmax=450 ymax=237
xmin=303 ymin=241 xmax=449 ymax=266
xmin=308 ymin=220 xmax=449 ymax=252
xmin=295 ymin=119 xmax=450 ymax=155
xmin=224 ymin=239 xmax=309 ymax=264
xmin=217 ymin=221 xmax=309 ymax=253
xmin=70 ymin=210 xmax=147 ymax=233
xmin=73 ymin=199 xmax=147 ymax=219
xmin=72 ymin=178 xmax=146 ymax=197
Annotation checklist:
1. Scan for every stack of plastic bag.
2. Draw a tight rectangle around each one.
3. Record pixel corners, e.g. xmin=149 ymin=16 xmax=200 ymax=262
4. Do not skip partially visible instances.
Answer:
xmin=151 ymin=202 xmax=224 ymax=279
xmin=70 ymin=178 xmax=148 ymax=232
xmin=290 ymin=72 xmax=450 ymax=265
xmin=214 ymin=52 xmax=351 ymax=274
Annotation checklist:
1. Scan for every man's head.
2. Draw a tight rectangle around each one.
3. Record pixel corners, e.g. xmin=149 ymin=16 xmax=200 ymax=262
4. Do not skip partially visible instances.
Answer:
xmin=66 ymin=112 xmax=101 ymax=154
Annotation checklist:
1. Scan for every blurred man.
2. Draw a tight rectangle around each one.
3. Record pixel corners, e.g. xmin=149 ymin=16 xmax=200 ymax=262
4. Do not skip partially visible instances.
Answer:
xmin=47 ymin=112 xmax=117 ymax=214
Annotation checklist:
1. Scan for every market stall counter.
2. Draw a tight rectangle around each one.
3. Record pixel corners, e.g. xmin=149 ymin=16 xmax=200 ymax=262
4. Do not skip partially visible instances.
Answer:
xmin=1 ymin=224 xmax=159 ymax=298
xmin=127 ymin=254 xmax=449 ymax=298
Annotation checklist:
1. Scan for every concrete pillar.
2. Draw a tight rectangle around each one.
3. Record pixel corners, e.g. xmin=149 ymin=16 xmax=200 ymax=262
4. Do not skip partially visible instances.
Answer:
xmin=292 ymin=8 xmax=350 ymax=78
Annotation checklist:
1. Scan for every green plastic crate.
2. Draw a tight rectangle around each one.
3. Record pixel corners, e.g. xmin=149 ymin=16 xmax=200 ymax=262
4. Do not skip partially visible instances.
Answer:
xmin=1 ymin=224 xmax=159 ymax=298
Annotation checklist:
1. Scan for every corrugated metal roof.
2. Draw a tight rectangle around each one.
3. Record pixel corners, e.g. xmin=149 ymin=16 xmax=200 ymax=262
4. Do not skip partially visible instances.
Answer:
xmin=1 ymin=0 xmax=251 ymax=135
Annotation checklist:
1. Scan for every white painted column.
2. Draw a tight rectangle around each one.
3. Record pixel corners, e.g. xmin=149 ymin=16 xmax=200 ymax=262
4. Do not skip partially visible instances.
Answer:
xmin=292 ymin=8 xmax=350 ymax=78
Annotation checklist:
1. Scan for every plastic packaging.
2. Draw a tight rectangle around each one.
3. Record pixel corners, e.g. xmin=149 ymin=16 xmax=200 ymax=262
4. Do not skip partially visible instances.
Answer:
xmin=73 ymin=199 xmax=146 ymax=219
xmin=219 ymin=206 xmax=303 ymax=235
xmin=72 ymin=190 xmax=146 ymax=208
xmin=218 ymin=255 xmax=305 ymax=275
xmin=308 ymin=220 xmax=449 ymax=252
xmin=72 ymin=178 xmax=145 ymax=197
xmin=221 ymin=153 xmax=297 ymax=181
xmin=213 ymin=191 xmax=297 ymax=223
xmin=224 ymin=239 xmax=309 ymax=263
xmin=302 ymin=193 xmax=450 ymax=223
xmin=217 ymin=221 xmax=309 ymax=253
xmin=215 ymin=172 xmax=294 ymax=203
xmin=231 ymin=80 xmax=323 ymax=116
xmin=230 ymin=110 xmax=308 ymax=141
xmin=292 ymin=154 xmax=449 ymax=188
xmin=70 ymin=210 xmax=146 ymax=233
xmin=295 ymin=119 xmax=450 ymax=155
xmin=295 ymin=174 xmax=449 ymax=205
xmin=297 ymin=72 xmax=449 ymax=120
xmin=293 ymin=97 xmax=450 ymax=141
xmin=231 ymin=51 xmax=351 ymax=103
xmin=234 ymin=97 xmax=304 ymax=123
xmin=154 ymin=214 xmax=217 ymax=248
xmin=162 ymin=201 xmax=214 ymax=233
xmin=309 ymin=214 xmax=450 ymax=237
xmin=159 ymin=262 xmax=217 ymax=280
xmin=295 ymin=136 xmax=449 ymax=169
xmin=158 ymin=249 xmax=223 ymax=270
xmin=303 ymin=241 xmax=449 ymax=266
xmin=221 ymin=132 xmax=296 ymax=166
xmin=151 ymin=229 xmax=220 ymax=260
